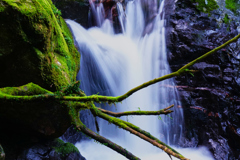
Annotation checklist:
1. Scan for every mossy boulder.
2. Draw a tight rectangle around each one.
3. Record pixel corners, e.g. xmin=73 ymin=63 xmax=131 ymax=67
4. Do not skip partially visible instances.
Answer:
xmin=0 ymin=83 xmax=73 ymax=138
xmin=0 ymin=0 xmax=80 ymax=92
xmin=18 ymin=138 xmax=86 ymax=160
xmin=0 ymin=82 xmax=87 ymax=159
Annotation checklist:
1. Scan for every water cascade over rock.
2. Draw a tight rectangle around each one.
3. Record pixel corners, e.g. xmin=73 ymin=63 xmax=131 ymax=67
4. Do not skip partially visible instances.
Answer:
xmin=65 ymin=0 xmax=216 ymax=159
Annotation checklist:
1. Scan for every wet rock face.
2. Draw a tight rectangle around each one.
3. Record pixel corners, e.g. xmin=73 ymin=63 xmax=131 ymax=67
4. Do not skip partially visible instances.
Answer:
xmin=17 ymin=139 xmax=86 ymax=160
xmin=52 ymin=0 xmax=90 ymax=28
xmin=166 ymin=0 xmax=240 ymax=159
xmin=52 ymin=0 xmax=121 ymax=30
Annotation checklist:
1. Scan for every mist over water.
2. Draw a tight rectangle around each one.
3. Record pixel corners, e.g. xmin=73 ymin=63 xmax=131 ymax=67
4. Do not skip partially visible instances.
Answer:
xmin=66 ymin=0 xmax=214 ymax=159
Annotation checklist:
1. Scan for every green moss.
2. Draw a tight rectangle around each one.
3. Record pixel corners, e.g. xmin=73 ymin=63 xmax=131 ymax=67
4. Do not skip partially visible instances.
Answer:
xmin=225 ymin=0 xmax=240 ymax=14
xmin=0 ymin=83 xmax=53 ymax=96
xmin=52 ymin=139 xmax=79 ymax=156
xmin=0 ymin=0 xmax=80 ymax=91
xmin=51 ymin=3 xmax=61 ymax=17
xmin=0 ymin=2 xmax=6 ymax=12
xmin=223 ymin=14 xmax=231 ymax=24
xmin=191 ymin=0 xmax=219 ymax=14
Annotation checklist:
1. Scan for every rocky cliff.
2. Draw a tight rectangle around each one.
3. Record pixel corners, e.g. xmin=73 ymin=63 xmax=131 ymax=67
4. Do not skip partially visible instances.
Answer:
xmin=166 ymin=0 xmax=240 ymax=159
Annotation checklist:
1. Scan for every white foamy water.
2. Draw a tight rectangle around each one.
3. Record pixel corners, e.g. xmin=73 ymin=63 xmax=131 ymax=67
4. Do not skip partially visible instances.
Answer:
xmin=76 ymin=140 xmax=214 ymax=160
xmin=66 ymin=0 xmax=215 ymax=159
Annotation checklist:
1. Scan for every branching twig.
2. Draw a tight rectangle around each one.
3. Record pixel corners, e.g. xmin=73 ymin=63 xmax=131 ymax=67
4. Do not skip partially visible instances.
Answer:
xmin=1 ymin=34 xmax=239 ymax=104
xmin=98 ymin=104 xmax=174 ymax=117
xmin=90 ymin=106 xmax=189 ymax=160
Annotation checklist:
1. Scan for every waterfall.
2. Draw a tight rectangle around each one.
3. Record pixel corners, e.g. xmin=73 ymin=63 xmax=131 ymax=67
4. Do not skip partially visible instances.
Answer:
xmin=66 ymin=0 xmax=214 ymax=159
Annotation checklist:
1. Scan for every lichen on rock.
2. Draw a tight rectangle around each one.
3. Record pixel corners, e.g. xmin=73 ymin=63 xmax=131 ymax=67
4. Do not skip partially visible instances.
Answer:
xmin=0 ymin=0 xmax=80 ymax=92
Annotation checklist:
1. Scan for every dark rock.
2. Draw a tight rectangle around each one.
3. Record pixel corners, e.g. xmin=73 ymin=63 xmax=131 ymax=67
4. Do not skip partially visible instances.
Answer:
xmin=17 ymin=139 xmax=86 ymax=160
xmin=0 ymin=145 xmax=5 ymax=160
xmin=52 ymin=0 xmax=90 ymax=28
xmin=166 ymin=0 xmax=240 ymax=159
xmin=0 ymin=0 xmax=81 ymax=159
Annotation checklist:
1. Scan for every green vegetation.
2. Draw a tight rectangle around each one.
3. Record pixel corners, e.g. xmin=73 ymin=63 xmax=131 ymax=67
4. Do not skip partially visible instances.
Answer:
xmin=223 ymin=14 xmax=231 ymax=24
xmin=1 ymin=33 xmax=240 ymax=160
xmin=53 ymin=139 xmax=79 ymax=156
xmin=191 ymin=0 xmax=219 ymax=14
xmin=51 ymin=4 xmax=62 ymax=17
xmin=225 ymin=0 xmax=240 ymax=14
xmin=0 ymin=0 xmax=80 ymax=91
xmin=1 ymin=0 xmax=240 ymax=160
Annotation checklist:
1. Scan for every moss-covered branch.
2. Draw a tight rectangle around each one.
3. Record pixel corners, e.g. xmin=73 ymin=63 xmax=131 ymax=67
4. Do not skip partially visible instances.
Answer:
xmin=89 ymin=105 xmax=189 ymax=160
xmin=1 ymin=34 xmax=239 ymax=104
xmin=1 ymin=34 xmax=239 ymax=160
xmin=97 ymin=104 xmax=174 ymax=117
xmin=72 ymin=116 xmax=140 ymax=160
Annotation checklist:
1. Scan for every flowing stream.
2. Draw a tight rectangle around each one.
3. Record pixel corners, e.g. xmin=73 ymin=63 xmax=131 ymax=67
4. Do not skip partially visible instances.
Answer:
xmin=66 ymin=0 xmax=214 ymax=159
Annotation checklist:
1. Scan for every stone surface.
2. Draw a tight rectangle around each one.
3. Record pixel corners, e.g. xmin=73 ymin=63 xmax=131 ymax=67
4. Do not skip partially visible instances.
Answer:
xmin=17 ymin=139 xmax=86 ymax=160
xmin=0 ymin=1 xmax=81 ymax=159
xmin=52 ymin=0 xmax=89 ymax=28
xmin=0 ymin=0 xmax=80 ymax=92
xmin=166 ymin=0 xmax=240 ymax=159
xmin=0 ymin=144 xmax=5 ymax=160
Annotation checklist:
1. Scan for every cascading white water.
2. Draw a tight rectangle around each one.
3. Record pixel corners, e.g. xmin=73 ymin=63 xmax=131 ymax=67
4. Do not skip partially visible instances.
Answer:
xmin=67 ymin=0 xmax=214 ymax=159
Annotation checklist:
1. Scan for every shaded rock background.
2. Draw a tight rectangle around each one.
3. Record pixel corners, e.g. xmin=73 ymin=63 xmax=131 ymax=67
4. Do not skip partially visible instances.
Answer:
xmin=165 ymin=0 xmax=240 ymax=159
xmin=52 ymin=0 xmax=90 ymax=28
xmin=0 ymin=145 xmax=5 ymax=160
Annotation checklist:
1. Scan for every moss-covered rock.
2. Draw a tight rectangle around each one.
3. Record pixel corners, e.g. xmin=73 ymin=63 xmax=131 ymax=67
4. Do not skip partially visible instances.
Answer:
xmin=223 ymin=13 xmax=231 ymax=24
xmin=0 ymin=82 xmax=87 ymax=159
xmin=225 ymin=0 xmax=240 ymax=15
xmin=0 ymin=83 xmax=72 ymax=138
xmin=0 ymin=0 xmax=80 ymax=92
xmin=191 ymin=0 xmax=219 ymax=14
xmin=17 ymin=138 xmax=86 ymax=160
xmin=52 ymin=139 xmax=80 ymax=156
